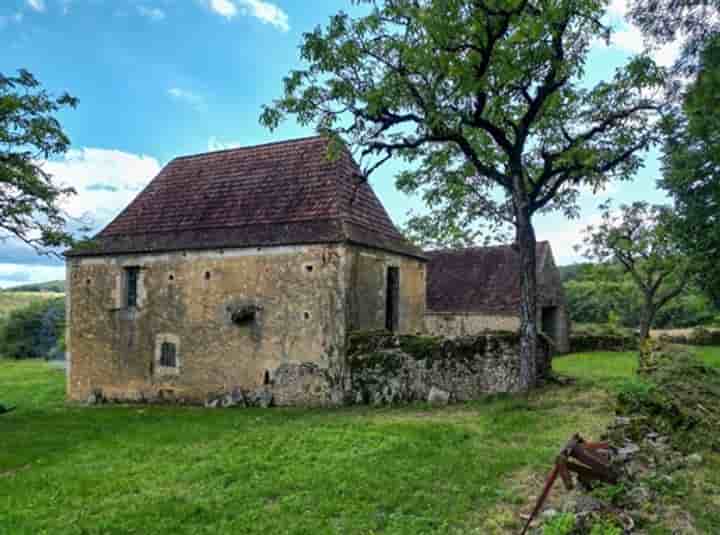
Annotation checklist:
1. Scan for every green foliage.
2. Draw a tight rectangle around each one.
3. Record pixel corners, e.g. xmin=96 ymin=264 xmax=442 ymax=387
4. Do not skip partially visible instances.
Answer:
xmin=588 ymin=522 xmax=622 ymax=535
xmin=660 ymin=36 xmax=720 ymax=304
xmin=564 ymin=263 xmax=718 ymax=329
xmin=0 ymin=69 xmax=78 ymax=251
xmin=617 ymin=345 xmax=720 ymax=451
xmin=577 ymin=203 xmax=701 ymax=339
xmin=541 ymin=513 xmax=576 ymax=535
xmin=0 ymin=297 xmax=65 ymax=359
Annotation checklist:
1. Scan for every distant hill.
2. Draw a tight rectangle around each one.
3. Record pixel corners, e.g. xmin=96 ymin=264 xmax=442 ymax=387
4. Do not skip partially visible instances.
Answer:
xmin=3 ymin=280 xmax=65 ymax=293
xmin=557 ymin=263 xmax=592 ymax=283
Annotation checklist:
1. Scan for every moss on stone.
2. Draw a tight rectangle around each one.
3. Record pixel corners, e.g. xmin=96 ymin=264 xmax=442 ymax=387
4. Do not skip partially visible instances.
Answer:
xmin=397 ymin=335 xmax=443 ymax=360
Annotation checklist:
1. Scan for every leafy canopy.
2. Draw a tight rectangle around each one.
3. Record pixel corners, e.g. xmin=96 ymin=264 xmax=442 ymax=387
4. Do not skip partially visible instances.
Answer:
xmin=577 ymin=201 xmax=693 ymax=337
xmin=660 ymin=37 xmax=720 ymax=303
xmin=0 ymin=69 xmax=78 ymax=252
xmin=262 ymin=0 xmax=665 ymax=243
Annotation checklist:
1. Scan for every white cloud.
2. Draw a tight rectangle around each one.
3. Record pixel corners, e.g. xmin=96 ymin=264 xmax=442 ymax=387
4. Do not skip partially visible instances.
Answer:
xmin=167 ymin=87 xmax=206 ymax=110
xmin=0 ymin=148 xmax=162 ymax=285
xmin=43 ymin=147 xmax=162 ymax=227
xmin=208 ymin=136 xmax=242 ymax=151
xmin=238 ymin=0 xmax=289 ymax=31
xmin=137 ymin=5 xmax=166 ymax=21
xmin=208 ymin=0 xmax=238 ymax=19
xmin=607 ymin=0 xmax=629 ymax=17
xmin=26 ymin=0 xmax=46 ymax=13
xmin=206 ymin=0 xmax=289 ymax=31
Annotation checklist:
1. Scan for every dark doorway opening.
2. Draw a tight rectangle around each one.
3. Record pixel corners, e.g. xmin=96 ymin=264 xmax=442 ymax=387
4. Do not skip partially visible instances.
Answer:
xmin=385 ymin=266 xmax=400 ymax=332
xmin=541 ymin=306 xmax=559 ymax=343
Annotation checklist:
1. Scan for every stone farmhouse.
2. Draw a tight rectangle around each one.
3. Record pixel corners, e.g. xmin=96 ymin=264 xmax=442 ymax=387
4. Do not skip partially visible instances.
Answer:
xmin=424 ymin=244 xmax=570 ymax=353
xmin=65 ymin=137 xmax=426 ymax=405
xmin=65 ymin=136 xmax=566 ymax=406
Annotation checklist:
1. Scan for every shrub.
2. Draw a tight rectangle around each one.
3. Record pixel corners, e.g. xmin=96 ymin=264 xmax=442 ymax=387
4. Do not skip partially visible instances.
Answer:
xmin=616 ymin=343 xmax=720 ymax=452
xmin=0 ymin=297 xmax=65 ymax=359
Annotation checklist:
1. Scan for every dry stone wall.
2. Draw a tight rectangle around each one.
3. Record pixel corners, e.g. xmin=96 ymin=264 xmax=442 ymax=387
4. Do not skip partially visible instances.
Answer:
xmin=345 ymin=331 xmax=551 ymax=405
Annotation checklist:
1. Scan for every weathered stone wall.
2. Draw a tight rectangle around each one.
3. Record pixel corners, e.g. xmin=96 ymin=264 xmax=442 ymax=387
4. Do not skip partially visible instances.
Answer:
xmin=67 ymin=244 xmax=350 ymax=405
xmin=346 ymin=331 xmax=551 ymax=404
xmin=345 ymin=246 xmax=426 ymax=334
xmin=425 ymin=313 xmax=520 ymax=337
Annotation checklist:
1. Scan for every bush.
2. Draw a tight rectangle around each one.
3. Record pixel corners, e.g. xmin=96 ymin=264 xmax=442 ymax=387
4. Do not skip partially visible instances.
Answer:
xmin=616 ymin=343 xmax=720 ymax=452
xmin=569 ymin=332 xmax=638 ymax=353
xmin=0 ymin=297 xmax=65 ymax=359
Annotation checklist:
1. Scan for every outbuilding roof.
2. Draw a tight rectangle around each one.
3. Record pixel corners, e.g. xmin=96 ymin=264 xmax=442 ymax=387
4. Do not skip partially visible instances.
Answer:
xmin=425 ymin=242 xmax=552 ymax=315
xmin=66 ymin=136 xmax=423 ymax=259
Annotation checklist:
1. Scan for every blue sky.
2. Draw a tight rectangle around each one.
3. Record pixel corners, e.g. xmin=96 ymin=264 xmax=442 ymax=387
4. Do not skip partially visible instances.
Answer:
xmin=0 ymin=0 xmax=681 ymax=286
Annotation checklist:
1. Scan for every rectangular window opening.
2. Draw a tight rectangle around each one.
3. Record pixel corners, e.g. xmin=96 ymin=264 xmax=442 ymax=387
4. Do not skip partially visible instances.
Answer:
xmin=385 ymin=266 xmax=400 ymax=332
xmin=125 ymin=266 xmax=140 ymax=308
xmin=160 ymin=342 xmax=177 ymax=368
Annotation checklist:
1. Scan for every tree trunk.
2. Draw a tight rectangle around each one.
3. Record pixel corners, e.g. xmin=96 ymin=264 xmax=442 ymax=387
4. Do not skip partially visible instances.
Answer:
xmin=514 ymin=193 xmax=538 ymax=391
xmin=639 ymin=297 xmax=657 ymax=342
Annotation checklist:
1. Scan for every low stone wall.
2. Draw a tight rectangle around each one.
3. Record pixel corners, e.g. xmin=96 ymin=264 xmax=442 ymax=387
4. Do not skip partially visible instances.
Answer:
xmin=568 ymin=333 xmax=638 ymax=353
xmin=85 ymin=333 xmax=551 ymax=408
xmin=346 ymin=331 xmax=551 ymax=405
xmin=425 ymin=313 xmax=520 ymax=337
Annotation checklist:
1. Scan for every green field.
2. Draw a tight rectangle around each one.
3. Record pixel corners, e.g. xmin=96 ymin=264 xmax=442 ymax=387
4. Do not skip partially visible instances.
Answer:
xmin=1 ymin=349 xmax=719 ymax=534
xmin=0 ymin=291 xmax=64 ymax=320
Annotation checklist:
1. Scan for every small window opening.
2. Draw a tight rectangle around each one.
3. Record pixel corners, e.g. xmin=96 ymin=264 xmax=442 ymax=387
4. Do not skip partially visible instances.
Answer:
xmin=125 ymin=267 xmax=140 ymax=308
xmin=204 ymin=271 xmax=211 ymax=280
xmin=86 ymin=278 xmax=91 ymax=285
xmin=305 ymin=264 xmax=314 ymax=273
xmin=160 ymin=342 xmax=177 ymax=368
xmin=168 ymin=274 xmax=175 ymax=282
xmin=304 ymin=311 xmax=311 ymax=320
xmin=263 ymin=370 xmax=270 ymax=385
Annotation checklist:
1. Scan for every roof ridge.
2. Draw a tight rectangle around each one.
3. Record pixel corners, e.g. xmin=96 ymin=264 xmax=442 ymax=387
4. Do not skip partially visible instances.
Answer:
xmin=171 ymin=135 xmax=328 ymax=162
xmin=425 ymin=241 xmax=550 ymax=255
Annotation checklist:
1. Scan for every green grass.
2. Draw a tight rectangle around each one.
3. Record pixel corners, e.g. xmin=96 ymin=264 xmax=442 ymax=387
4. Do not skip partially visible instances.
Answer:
xmin=1 ymin=348 xmax=718 ymax=534
xmin=0 ymin=291 xmax=64 ymax=320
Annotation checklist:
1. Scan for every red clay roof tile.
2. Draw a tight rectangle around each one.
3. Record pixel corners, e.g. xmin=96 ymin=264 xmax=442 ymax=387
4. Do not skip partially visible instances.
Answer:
xmin=67 ymin=136 xmax=423 ymax=259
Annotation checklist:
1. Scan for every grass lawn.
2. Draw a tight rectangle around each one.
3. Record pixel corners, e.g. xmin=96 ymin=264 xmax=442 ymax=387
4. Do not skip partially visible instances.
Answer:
xmin=1 ymin=348 xmax=719 ymax=535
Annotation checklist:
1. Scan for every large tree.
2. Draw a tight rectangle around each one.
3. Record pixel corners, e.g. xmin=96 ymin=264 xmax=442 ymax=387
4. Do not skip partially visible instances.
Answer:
xmin=629 ymin=1 xmax=720 ymax=303
xmin=659 ymin=38 xmax=720 ymax=305
xmin=578 ymin=201 xmax=693 ymax=341
xmin=261 ymin=0 xmax=664 ymax=389
xmin=1 ymin=69 xmax=78 ymax=253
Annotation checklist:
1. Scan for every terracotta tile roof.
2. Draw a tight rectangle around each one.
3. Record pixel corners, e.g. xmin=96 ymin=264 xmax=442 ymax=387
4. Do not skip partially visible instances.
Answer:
xmin=66 ymin=136 xmax=423 ymax=259
xmin=425 ymin=242 xmax=552 ymax=315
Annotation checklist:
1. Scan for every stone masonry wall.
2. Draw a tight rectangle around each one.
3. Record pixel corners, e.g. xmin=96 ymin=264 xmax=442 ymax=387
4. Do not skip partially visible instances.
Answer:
xmin=67 ymin=244 xmax=349 ymax=405
xmin=67 ymin=243 xmax=427 ymax=407
xmin=345 ymin=246 xmax=426 ymax=334
xmin=425 ymin=313 xmax=520 ymax=337
xmin=346 ymin=331 xmax=551 ymax=404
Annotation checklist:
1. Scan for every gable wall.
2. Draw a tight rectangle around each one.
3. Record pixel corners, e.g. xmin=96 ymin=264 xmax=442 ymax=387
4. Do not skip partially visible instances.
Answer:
xmin=66 ymin=244 xmax=348 ymax=404
xmin=344 ymin=245 xmax=426 ymax=334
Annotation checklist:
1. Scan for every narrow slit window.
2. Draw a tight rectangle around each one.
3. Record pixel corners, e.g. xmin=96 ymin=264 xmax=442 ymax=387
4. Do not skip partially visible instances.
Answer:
xmin=385 ymin=266 xmax=400 ymax=332
xmin=160 ymin=342 xmax=177 ymax=368
xmin=125 ymin=267 xmax=140 ymax=308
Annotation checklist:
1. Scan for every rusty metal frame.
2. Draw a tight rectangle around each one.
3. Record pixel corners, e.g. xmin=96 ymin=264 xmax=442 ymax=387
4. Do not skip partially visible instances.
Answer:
xmin=520 ymin=434 xmax=618 ymax=535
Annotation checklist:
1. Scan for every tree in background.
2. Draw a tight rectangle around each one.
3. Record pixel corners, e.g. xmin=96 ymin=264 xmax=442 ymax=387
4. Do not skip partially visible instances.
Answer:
xmin=629 ymin=0 xmax=719 ymax=73
xmin=261 ymin=0 xmax=664 ymax=389
xmin=1 ymin=69 xmax=78 ymax=252
xmin=660 ymin=38 xmax=720 ymax=305
xmin=578 ymin=202 xmax=693 ymax=341
xmin=630 ymin=1 xmax=720 ymax=305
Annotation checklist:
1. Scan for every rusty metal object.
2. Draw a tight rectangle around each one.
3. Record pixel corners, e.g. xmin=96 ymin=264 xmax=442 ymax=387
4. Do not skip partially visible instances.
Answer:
xmin=520 ymin=433 xmax=617 ymax=535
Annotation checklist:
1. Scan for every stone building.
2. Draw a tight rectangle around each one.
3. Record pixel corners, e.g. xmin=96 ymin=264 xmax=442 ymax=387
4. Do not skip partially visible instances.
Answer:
xmin=424 ymin=242 xmax=570 ymax=353
xmin=65 ymin=136 xmax=426 ymax=406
